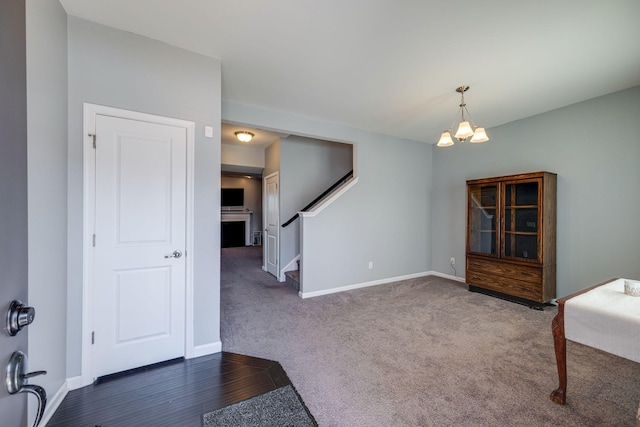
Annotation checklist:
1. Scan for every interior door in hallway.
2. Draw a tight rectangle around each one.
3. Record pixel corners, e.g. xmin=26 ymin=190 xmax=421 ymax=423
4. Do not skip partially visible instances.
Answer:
xmin=264 ymin=172 xmax=279 ymax=278
xmin=91 ymin=114 xmax=187 ymax=378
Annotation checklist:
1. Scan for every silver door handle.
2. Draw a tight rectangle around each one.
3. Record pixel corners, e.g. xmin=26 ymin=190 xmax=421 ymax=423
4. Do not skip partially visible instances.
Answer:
xmin=6 ymin=351 xmax=47 ymax=427
xmin=164 ymin=250 xmax=182 ymax=259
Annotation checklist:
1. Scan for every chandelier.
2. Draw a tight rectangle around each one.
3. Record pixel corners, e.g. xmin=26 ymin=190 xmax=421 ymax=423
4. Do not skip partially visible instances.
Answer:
xmin=436 ymin=85 xmax=489 ymax=147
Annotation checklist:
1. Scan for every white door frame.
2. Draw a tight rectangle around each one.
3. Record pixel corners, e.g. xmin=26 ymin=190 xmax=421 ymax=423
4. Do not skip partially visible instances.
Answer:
xmin=80 ymin=103 xmax=195 ymax=387
xmin=263 ymin=171 xmax=279 ymax=276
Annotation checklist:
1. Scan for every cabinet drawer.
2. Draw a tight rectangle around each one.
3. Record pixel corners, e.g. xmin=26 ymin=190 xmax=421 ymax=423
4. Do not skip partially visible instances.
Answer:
xmin=466 ymin=270 xmax=543 ymax=302
xmin=467 ymin=257 xmax=541 ymax=284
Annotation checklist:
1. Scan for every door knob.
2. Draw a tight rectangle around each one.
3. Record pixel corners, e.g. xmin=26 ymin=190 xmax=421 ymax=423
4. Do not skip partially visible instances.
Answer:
xmin=6 ymin=300 xmax=35 ymax=336
xmin=164 ymin=250 xmax=182 ymax=259
xmin=6 ymin=351 xmax=47 ymax=427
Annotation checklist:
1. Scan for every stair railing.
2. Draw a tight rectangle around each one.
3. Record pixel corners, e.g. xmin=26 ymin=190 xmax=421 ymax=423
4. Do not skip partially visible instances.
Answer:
xmin=281 ymin=170 xmax=353 ymax=228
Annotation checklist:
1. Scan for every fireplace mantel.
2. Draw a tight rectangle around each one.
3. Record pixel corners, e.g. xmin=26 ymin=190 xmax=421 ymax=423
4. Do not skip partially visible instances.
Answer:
xmin=221 ymin=211 xmax=252 ymax=246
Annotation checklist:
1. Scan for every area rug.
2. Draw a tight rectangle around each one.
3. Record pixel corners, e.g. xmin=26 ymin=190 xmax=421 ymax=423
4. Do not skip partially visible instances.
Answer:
xmin=202 ymin=385 xmax=317 ymax=427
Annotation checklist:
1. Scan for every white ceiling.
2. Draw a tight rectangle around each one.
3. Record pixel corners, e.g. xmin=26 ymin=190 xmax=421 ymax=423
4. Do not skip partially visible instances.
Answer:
xmin=59 ymin=0 xmax=640 ymax=144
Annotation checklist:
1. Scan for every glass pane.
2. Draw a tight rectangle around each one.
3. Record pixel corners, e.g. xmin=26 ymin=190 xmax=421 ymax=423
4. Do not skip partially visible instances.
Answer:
xmin=516 ymin=209 xmax=537 ymax=232
xmin=470 ymin=186 xmax=497 ymax=207
xmin=504 ymin=233 xmax=537 ymax=259
xmin=505 ymin=182 xmax=538 ymax=206
xmin=480 ymin=188 xmax=497 ymax=206
xmin=470 ymin=231 xmax=496 ymax=254
xmin=505 ymin=208 xmax=538 ymax=232
xmin=471 ymin=208 xmax=496 ymax=230
xmin=469 ymin=184 xmax=497 ymax=255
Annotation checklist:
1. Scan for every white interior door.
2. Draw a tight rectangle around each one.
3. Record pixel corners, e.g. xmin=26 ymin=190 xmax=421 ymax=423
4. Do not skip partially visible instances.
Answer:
xmin=265 ymin=173 xmax=279 ymax=277
xmin=92 ymin=114 xmax=187 ymax=378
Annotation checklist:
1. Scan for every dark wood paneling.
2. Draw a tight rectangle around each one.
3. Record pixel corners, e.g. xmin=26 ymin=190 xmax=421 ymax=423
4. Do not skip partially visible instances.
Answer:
xmin=466 ymin=270 xmax=543 ymax=302
xmin=48 ymin=352 xmax=292 ymax=427
xmin=467 ymin=256 xmax=541 ymax=284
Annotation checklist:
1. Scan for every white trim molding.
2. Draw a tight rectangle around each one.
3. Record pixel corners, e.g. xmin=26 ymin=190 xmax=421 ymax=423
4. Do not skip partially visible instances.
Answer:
xmin=65 ymin=375 xmax=84 ymax=391
xmin=299 ymin=271 xmax=465 ymax=299
xmin=192 ymin=341 xmax=222 ymax=358
xmin=38 ymin=380 xmax=69 ymax=426
xmin=299 ymin=176 xmax=359 ymax=218
xmin=428 ymin=271 xmax=466 ymax=283
xmin=300 ymin=271 xmax=432 ymax=299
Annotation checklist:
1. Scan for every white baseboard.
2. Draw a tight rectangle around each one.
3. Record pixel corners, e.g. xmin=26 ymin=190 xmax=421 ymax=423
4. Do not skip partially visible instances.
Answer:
xmin=300 ymin=271 xmax=432 ymax=298
xmin=40 ymin=380 xmax=69 ymax=426
xmin=299 ymin=271 xmax=466 ymax=299
xmin=428 ymin=270 xmax=466 ymax=283
xmin=65 ymin=375 xmax=85 ymax=391
xmin=191 ymin=341 xmax=222 ymax=358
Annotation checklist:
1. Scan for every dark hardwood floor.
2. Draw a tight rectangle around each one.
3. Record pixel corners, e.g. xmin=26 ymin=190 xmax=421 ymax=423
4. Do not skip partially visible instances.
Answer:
xmin=47 ymin=352 xmax=292 ymax=427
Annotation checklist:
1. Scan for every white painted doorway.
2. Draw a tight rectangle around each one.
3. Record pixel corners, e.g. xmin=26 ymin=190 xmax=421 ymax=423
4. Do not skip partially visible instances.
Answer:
xmin=83 ymin=104 xmax=195 ymax=383
xmin=264 ymin=172 xmax=279 ymax=277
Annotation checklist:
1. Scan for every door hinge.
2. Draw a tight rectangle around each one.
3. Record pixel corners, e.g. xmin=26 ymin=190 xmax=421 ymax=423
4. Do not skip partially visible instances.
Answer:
xmin=91 ymin=331 xmax=95 ymax=345
xmin=92 ymin=234 xmax=96 ymax=247
xmin=89 ymin=133 xmax=96 ymax=149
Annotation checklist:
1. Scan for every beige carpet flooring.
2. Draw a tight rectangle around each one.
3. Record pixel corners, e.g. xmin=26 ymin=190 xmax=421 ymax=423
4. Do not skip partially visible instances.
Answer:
xmin=221 ymin=246 xmax=639 ymax=426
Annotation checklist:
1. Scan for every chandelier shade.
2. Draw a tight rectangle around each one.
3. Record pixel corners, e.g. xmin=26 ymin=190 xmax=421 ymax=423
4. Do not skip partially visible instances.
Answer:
xmin=470 ymin=127 xmax=489 ymax=143
xmin=436 ymin=85 xmax=489 ymax=147
xmin=454 ymin=121 xmax=474 ymax=140
xmin=437 ymin=131 xmax=454 ymax=147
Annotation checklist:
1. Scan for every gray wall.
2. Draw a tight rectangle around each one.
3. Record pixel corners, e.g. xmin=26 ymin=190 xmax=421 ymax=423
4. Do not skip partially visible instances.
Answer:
xmin=431 ymin=86 xmax=640 ymax=297
xmin=280 ymin=136 xmax=353 ymax=269
xmin=67 ymin=17 xmax=222 ymax=376
xmin=26 ymin=0 xmax=68 ymax=418
xmin=264 ymin=139 xmax=281 ymax=178
xmin=223 ymin=102 xmax=432 ymax=293
xmin=221 ymin=176 xmax=263 ymax=236
xmin=301 ymin=132 xmax=431 ymax=293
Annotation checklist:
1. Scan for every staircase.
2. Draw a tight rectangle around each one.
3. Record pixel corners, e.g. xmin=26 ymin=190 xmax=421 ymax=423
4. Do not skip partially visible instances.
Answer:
xmin=284 ymin=261 xmax=300 ymax=291
xmin=280 ymin=169 xmax=357 ymax=294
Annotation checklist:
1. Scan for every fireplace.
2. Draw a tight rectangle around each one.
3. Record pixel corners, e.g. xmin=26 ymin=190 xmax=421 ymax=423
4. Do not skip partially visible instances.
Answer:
xmin=220 ymin=211 xmax=252 ymax=247
xmin=221 ymin=221 xmax=245 ymax=248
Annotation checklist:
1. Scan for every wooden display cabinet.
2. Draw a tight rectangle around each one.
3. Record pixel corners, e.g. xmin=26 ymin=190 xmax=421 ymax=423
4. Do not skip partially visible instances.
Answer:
xmin=466 ymin=172 xmax=557 ymax=308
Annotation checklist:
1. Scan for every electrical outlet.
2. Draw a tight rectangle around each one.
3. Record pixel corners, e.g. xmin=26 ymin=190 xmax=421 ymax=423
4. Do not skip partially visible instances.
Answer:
xmin=450 ymin=257 xmax=455 ymax=265
xmin=368 ymin=261 xmax=373 ymax=269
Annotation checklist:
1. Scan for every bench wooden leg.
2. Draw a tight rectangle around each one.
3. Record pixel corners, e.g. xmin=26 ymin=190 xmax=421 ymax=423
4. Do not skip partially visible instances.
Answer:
xmin=550 ymin=310 xmax=567 ymax=404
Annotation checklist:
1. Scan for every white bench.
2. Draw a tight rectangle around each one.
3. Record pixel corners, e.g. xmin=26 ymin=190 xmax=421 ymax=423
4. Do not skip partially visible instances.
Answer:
xmin=550 ymin=278 xmax=640 ymax=406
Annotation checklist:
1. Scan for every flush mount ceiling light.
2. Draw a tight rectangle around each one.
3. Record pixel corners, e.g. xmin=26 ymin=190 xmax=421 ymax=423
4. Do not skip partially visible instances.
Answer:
xmin=234 ymin=131 xmax=254 ymax=143
xmin=437 ymin=85 xmax=489 ymax=147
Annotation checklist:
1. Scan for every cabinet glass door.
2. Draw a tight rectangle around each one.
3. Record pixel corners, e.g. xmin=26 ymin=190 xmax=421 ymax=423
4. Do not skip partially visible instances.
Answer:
xmin=468 ymin=183 xmax=498 ymax=256
xmin=503 ymin=180 xmax=539 ymax=261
